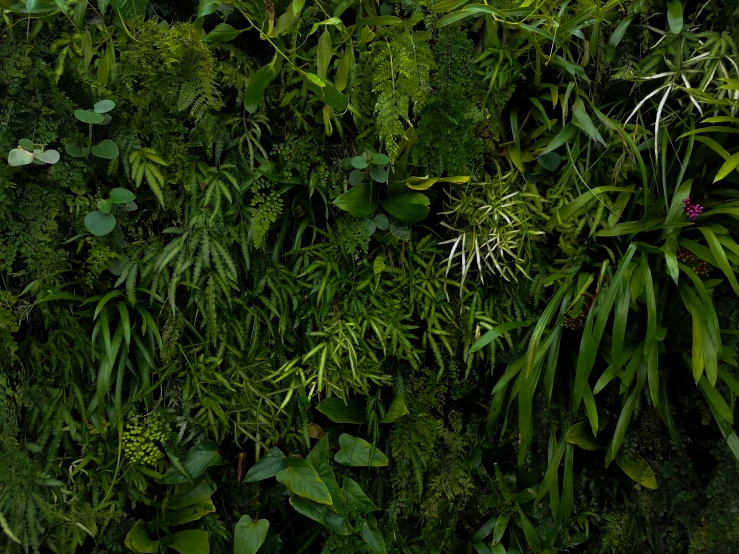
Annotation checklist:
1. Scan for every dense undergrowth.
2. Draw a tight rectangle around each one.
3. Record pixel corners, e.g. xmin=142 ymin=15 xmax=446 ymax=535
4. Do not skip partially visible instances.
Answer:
xmin=2 ymin=0 xmax=739 ymax=552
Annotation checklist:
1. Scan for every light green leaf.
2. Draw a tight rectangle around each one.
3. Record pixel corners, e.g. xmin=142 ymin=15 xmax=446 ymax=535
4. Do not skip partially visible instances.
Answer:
xmin=204 ymin=23 xmax=242 ymax=43
xmin=469 ymin=320 xmax=532 ymax=354
xmin=565 ymin=421 xmax=604 ymax=451
xmin=94 ymin=99 xmax=116 ymax=113
xmin=616 ymin=457 xmax=657 ymax=489
xmin=8 ymin=149 xmax=34 ymax=166
xmin=667 ymin=0 xmax=683 ymax=34
xmin=334 ymin=434 xmax=388 ymax=467
xmin=109 ymin=188 xmax=136 ymax=204
xmin=714 ymin=152 xmax=739 ymax=182
xmin=245 ymin=55 xmax=284 ymax=113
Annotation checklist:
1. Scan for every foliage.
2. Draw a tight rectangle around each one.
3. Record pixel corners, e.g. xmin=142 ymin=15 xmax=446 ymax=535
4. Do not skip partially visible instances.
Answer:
xmin=2 ymin=0 xmax=739 ymax=553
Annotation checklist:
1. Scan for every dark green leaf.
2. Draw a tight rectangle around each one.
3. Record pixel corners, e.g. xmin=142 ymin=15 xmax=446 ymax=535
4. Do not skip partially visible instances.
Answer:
xmin=245 ymin=447 xmax=288 ymax=482
xmin=380 ymin=193 xmax=430 ymax=223
xmin=276 ymin=457 xmax=332 ymax=504
xmin=333 ymin=183 xmax=378 ymax=217
xmin=85 ymin=211 xmax=116 ymax=236
xmin=235 ymin=515 xmax=270 ymax=554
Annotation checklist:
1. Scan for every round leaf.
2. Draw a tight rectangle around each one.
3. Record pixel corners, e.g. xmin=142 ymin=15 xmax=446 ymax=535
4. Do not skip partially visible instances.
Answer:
xmin=373 ymin=213 xmax=389 ymax=230
xmin=349 ymin=170 xmax=365 ymax=186
xmin=97 ymin=199 xmax=113 ymax=214
xmin=537 ymin=152 xmax=561 ymax=171
xmin=370 ymin=167 xmax=387 ymax=183
xmin=65 ymin=143 xmax=90 ymax=157
xmin=74 ymin=109 xmax=104 ymax=124
xmin=366 ymin=219 xmax=377 ymax=235
xmin=18 ymin=138 xmax=34 ymax=151
xmin=93 ymin=99 xmax=116 ymax=113
xmin=341 ymin=157 xmax=354 ymax=170
xmin=371 ymin=153 xmax=389 ymax=165
xmin=33 ymin=149 xmax=60 ymax=164
xmin=351 ymin=156 xmax=368 ymax=169
xmin=91 ymin=139 xmax=120 ymax=159
xmin=101 ymin=113 xmax=113 ymax=125
xmin=8 ymin=148 xmax=34 ymax=166
xmin=109 ymin=188 xmax=136 ymax=204
xmin=85 ymin=211 xmax=116 ymax=236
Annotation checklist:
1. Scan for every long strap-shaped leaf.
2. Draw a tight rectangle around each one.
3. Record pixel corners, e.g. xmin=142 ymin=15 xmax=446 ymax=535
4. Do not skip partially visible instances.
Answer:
xmin=573 ymin=244 xmax=637 ymax=412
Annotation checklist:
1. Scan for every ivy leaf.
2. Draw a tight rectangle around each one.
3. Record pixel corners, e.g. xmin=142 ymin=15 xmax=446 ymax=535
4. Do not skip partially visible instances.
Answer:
xmin=334 ymin=434 xmax=388 ymax=467
xmin=234 ymin=515 xmax=270 ymax=554
xmin=245 ymin=447 xmax=288 ymax=482
xmin=276 ymin=457 xmax=332 ymax=504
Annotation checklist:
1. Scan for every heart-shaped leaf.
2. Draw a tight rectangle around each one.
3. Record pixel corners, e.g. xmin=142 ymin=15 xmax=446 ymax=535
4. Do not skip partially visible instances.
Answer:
xmin=275 ymin=457 xmax=332 ymax=504
xmin=109 ymin=188 xmax=136 ymax=204
xmin=85 ymin=211 xmax=116 ymax=236
xmin=94 ymin=99 xmax=116 ymax=113
xmin=245 ymin=447 xmax=288 ymax=482
xmin=98 ymin=199 xmax=113 ymax=214
xmin=234 ymin=515 xmax=270 ymax=554
xmin=91 ymin=139 xmax=120 ymax=159
xmin=74 ymin=109 xmax=104 ymax=124
xmin=8 ymin=148 xmax=34 ymax=166
xmin=33 ymin=149 xmax=60 ymax=164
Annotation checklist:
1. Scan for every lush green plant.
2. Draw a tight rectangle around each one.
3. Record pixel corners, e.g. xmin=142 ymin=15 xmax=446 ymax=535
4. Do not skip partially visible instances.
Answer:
xmin=2 ymin=0 xmax=739 ymax=553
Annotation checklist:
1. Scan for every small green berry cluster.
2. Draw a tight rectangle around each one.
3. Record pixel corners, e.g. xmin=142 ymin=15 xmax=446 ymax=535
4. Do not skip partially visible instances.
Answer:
xmin=122 ymin=412 xmax=170 ymax=466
